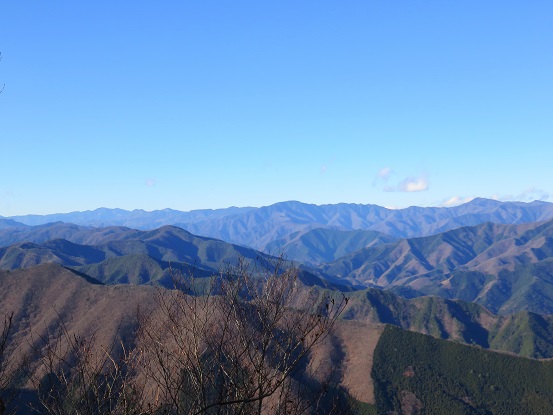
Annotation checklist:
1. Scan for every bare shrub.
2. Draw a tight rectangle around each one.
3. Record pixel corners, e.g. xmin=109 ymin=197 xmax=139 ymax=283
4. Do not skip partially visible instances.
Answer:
xmin=138 ymin=256 xmax=348 ymax=414
xmin=9 ymin=257 xmax=349 ymax=414
xmin=28 ymin=319 xmax=150 ymax=415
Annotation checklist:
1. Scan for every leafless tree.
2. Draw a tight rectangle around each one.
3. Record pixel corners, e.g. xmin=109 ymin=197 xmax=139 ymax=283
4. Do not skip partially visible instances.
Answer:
xmin=138 ymin=256 xmax=349 ymax=415
xmin=9 ymin=257 xmax=350 ymax=414
xmin=27 ymin=318 xmax=151 ymax=415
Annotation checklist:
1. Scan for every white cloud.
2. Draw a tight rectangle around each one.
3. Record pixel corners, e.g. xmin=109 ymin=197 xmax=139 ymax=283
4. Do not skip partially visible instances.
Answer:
xmin=382 ymin=175 xmax=429 ymax=193
xmin=145 ymin=178 xmax=156 ymax=187
xmin=440 ymin=196 xmax=475 ymax=207
xmin=397 ymin=176 xmax=429 ymax=192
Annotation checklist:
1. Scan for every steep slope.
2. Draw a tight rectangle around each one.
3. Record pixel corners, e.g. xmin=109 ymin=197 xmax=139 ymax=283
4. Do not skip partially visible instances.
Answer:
xmin=320 ymin=219 xmax=553 ymax=314
xmin=0 ymin=264 xmax=381 ymax=411
xmin=265 ymin=228 xmax=396 ymax=266
xmin=0 ymin=264 xmax=155 ymax=396
xmin=320 ymin=221 xmax=534 ymax=284
xmin=337 ymin=285 xmax=553 ymax=359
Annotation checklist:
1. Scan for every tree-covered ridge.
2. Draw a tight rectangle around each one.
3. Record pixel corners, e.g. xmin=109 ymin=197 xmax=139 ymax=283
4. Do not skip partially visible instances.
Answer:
xmin=372 ymin=325 xmax=553 ymax=414
xmin=341 ymin=287 xmax=553 ymax=359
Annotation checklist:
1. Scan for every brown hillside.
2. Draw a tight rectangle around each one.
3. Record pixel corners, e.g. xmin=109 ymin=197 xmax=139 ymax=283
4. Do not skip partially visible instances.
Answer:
xmin=0 ymin=264 xmax=383 ymax=407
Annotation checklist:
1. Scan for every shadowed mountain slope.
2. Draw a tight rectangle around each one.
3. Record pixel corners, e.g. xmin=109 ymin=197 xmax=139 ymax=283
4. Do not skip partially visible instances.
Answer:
xmin=0 ymin=225 xmax=258 ymax=272
xmin=0 ymin=225 xmax=341 ymax=290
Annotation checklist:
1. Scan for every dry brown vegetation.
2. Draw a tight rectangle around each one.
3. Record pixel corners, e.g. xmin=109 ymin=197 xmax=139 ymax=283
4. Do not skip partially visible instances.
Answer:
xmin=0 ymin=260 xmax=380 ymax=414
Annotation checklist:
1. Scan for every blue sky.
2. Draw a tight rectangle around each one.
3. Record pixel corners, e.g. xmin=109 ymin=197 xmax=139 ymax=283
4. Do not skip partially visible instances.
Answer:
xmin=1 ymin=1 xmax=552 ymax=215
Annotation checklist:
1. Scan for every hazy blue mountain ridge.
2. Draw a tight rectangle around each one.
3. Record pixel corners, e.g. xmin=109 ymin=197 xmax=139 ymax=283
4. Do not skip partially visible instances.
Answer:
xmin=0 ymin=218 xmax=27 ymax=229
xmin=181 ymin=199 xmax=553 ymax=250
xmin=0 ymin=222 xmax=136 ymax=248
xmin=5 ymin=199 xmax=553 ymax=251
xmin=5 ymin=206 xmax=255 ymax=228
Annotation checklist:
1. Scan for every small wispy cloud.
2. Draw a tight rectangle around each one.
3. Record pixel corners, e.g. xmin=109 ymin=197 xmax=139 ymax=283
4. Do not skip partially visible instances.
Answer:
xmin=372 ymin=166 xmax=394 ymax=187
xmin=491 ymin=188 xmax=551 ymax=203
xmin=517 ymin=187 xmax=551 ymax=202
xmin=384 ymin=176 xmax=429 ymax=193
xmin=320 ymin=158 xmax=335 ymax=175
xmin=145 ymin=178 xmax=156 ymax=187
xmin=377 ymin=167 xmax=393 ymax=181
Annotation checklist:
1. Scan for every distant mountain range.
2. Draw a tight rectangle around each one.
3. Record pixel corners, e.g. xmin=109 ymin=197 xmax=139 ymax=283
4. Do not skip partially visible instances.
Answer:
xmin=5 ymin=198 xmax=553 ymax=251
xmin=2 ymin=206 xmax=254 ymax=229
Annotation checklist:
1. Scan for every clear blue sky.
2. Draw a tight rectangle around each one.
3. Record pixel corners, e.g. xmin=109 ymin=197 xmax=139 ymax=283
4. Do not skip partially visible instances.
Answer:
xmin=1 ymin=1 xmax=552 ymax=215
